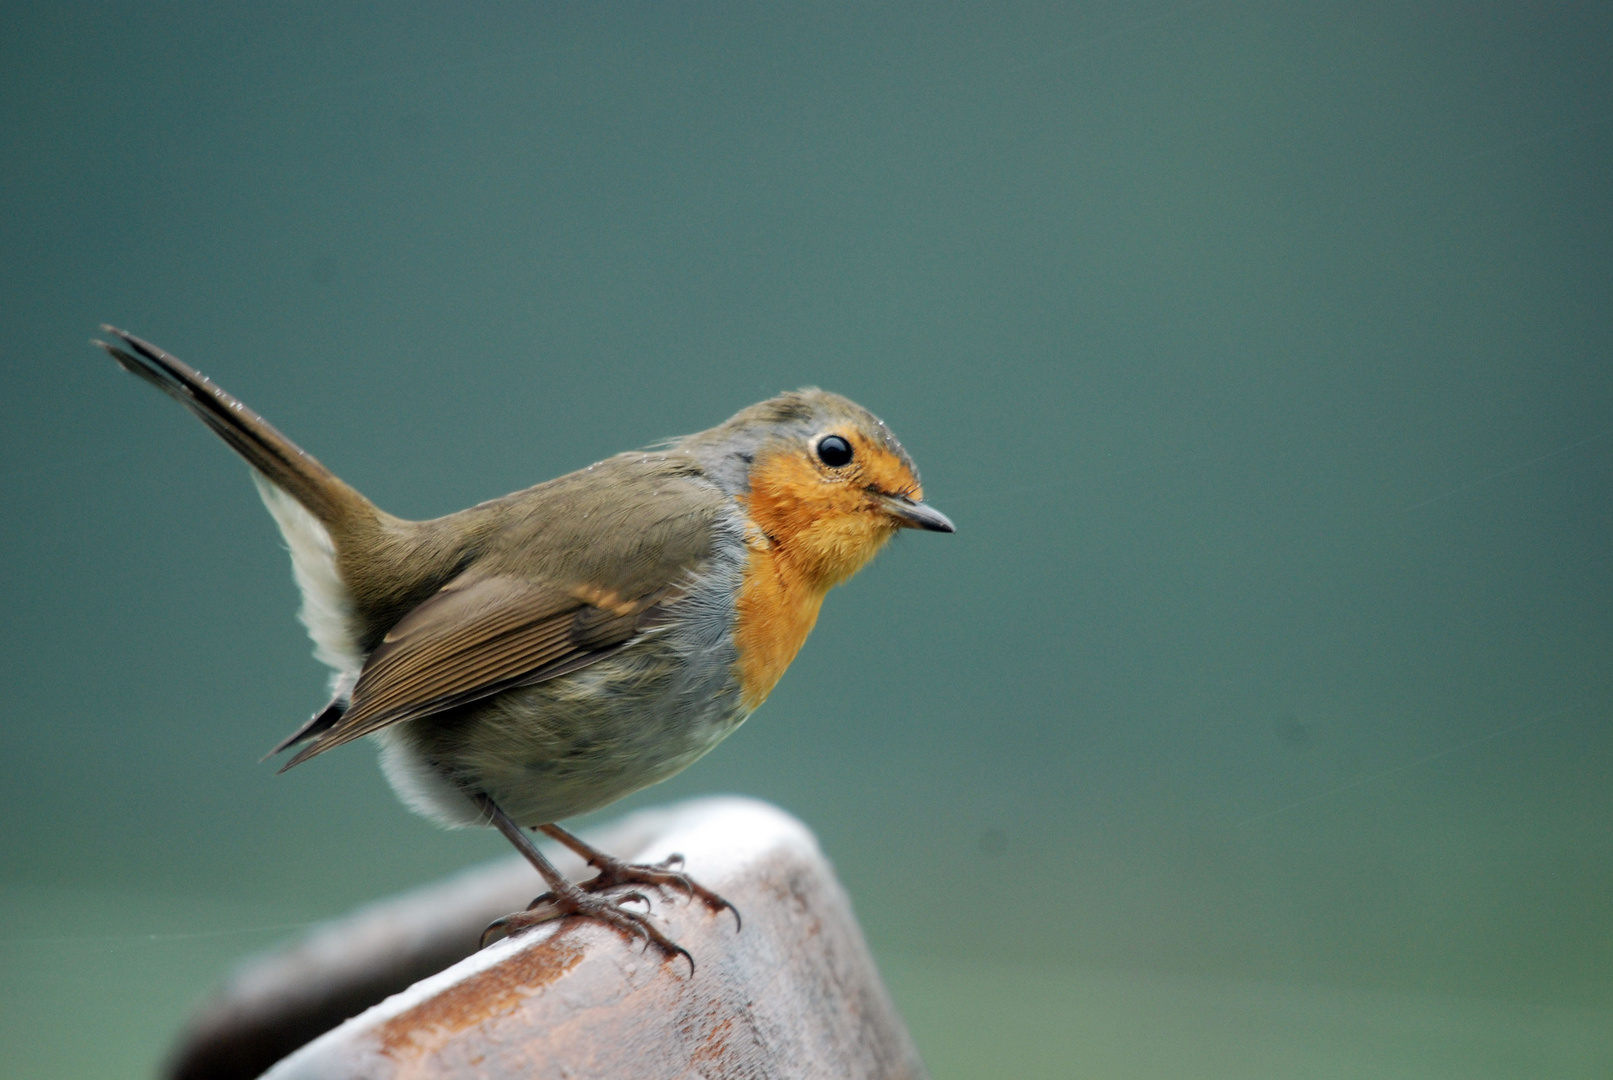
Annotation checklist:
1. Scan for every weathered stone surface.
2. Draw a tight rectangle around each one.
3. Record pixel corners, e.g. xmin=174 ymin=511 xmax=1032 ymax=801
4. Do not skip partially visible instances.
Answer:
xmin=164 ymin=811 xmax=664 ymax=1080
xmin=165 ymin=798 xmax=927 ymax=1080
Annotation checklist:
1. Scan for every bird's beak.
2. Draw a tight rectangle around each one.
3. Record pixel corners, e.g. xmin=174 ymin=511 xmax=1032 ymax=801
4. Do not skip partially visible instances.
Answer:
xmin=879 ymin=493 xmax=956 ymax=533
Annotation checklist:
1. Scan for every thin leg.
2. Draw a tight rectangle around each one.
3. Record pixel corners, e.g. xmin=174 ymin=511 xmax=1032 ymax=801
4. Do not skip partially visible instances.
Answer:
xmin=538 ymin=823 xmax=741 ymax=931
xmin=472 ymin=794 xmax=693 ymax=971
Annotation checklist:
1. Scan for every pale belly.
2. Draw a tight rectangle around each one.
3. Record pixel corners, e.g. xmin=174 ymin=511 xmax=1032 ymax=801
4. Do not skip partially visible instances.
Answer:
xmin=373 ymin=620 xmax=752 ymax=829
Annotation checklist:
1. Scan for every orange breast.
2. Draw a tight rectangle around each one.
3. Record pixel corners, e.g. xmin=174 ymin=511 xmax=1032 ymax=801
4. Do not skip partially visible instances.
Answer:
xmin=732 ymin=534 xmax=826 ymax=710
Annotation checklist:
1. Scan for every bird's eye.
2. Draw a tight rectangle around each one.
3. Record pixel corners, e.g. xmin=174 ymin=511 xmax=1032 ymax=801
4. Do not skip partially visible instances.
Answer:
xmin=816 ymin=434 xmax=854 ymax=468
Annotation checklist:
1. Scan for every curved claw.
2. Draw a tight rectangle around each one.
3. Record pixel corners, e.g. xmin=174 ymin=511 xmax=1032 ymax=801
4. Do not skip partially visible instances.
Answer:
xmin=618 ymin=911 xmax=653 ymax=946
xmin=578 ymin=858 xmax=737 ymax=929
xmin=483 ymin=901 xmax=565 ymax=947
xmin=479 ymin=920 xmax=505 ymax=949
xmin=480 ymin=914 xmax=527 ymax=949
xmin=480 ymin=888 xmax=695 ymax=975
xmin=658 ymin=871 xmax=697 ymax=900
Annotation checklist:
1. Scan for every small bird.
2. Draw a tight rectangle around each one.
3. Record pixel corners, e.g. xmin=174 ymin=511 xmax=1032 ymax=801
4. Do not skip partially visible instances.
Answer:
xmin=95 ymin=328 xmax=952 ymax=965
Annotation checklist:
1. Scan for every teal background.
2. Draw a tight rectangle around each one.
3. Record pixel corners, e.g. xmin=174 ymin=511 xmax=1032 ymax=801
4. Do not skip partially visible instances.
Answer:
xmin=3 ymin=3 xmax=1611 ymax=1076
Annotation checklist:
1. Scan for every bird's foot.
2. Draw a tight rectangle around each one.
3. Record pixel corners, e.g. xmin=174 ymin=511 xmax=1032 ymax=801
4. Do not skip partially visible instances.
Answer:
xmin=480 ymin=884 xmax=694 ymax=972
xmin=579 ymin=851 xmax=741 ymax=930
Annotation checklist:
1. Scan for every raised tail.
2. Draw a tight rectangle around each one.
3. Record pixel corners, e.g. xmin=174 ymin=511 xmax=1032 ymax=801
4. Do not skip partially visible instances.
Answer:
xmin=94 ymin=327 xmax=374 ymax=533
xmin=97 ymin=328 xmax=386 ymax=722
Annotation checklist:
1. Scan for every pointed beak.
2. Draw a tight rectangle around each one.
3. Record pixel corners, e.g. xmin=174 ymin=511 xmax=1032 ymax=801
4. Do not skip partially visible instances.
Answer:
xmin=879 ymin=493 xmax=956 ymax=533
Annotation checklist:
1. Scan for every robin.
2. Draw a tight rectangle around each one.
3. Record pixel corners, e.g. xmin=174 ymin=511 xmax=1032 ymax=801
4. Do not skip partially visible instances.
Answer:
xmin=95 ymin=328 xmax=953 ymax=966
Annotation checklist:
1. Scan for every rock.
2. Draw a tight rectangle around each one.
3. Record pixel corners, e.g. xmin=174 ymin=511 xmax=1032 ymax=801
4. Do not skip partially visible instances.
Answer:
xmin=163 ymin=797 xmax=928 ymax=1080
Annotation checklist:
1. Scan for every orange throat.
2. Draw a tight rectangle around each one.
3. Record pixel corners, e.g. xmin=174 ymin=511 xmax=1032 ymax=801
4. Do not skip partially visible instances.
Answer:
xmin=731 ymin=452 xmax=900 ymax=709
xmin=732 ymin=538 xmax=829 ymax=711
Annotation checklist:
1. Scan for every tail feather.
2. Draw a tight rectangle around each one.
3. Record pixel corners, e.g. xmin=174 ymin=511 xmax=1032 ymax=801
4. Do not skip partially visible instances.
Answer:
xmin=98 ymin=328 xmax=385 ymax=763
xmin=94 ymin=327 xmax=373 ymax=532
xmin=261 ymin=696 xmax=348 ymax=761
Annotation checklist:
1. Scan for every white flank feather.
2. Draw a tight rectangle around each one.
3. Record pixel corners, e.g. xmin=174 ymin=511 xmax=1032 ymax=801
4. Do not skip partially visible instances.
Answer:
xmin=374 ymin=729 xmax=484 ymax=828
xmin=252 ymin=473 xmax=363 ymax=687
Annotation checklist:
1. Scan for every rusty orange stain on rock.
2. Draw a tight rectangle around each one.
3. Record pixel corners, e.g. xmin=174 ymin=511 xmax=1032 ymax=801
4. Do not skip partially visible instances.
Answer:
xmin=686 ymin=1012 xmax=745 ymax=1073
xmin=375 ymin=936 xmax=586 ymax=1059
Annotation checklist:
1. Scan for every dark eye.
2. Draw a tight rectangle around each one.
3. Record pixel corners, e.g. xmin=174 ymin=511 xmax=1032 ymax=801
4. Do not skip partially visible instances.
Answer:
xmin=816 ymin=434 xmax=854 ymax=468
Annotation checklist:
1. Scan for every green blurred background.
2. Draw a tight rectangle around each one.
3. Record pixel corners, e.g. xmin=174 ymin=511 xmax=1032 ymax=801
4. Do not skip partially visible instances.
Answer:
xmin=3 ymin=3 xmax=1610 ymax=1076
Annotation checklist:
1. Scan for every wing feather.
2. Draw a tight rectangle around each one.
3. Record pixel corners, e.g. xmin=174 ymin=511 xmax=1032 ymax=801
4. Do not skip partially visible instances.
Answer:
xmin=279 ymin=575 xmax=661 ymax=770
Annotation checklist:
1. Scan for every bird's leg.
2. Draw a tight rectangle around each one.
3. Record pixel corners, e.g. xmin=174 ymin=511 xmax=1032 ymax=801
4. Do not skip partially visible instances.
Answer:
xmin=473 ymin=793 xmax=693 ymax=970
xmin=537 ymin=822 xmax=741 ymax=930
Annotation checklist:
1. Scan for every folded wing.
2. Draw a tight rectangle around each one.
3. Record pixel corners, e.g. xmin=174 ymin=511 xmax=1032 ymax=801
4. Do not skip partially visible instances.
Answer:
xmin=279 ymin=574 xmax=661 ymax=770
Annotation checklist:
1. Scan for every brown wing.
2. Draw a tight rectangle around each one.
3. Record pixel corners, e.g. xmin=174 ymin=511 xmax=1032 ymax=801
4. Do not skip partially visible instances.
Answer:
xmin=278 ymin=574 xmax=660 ymax=770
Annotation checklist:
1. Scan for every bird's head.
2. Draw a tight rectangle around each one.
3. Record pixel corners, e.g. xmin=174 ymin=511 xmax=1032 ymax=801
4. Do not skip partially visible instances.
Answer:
xmin=683 ymin=388 xmax=953 ymax=591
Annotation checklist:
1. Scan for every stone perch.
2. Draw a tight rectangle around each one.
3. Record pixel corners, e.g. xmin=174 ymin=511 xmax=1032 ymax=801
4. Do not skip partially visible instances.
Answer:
xmin=163 ymin=797 xmax=929 ymax=1079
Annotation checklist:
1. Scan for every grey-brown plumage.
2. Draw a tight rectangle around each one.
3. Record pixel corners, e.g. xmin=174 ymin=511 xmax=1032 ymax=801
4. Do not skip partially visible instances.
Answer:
xmin=98 ymin=329 xmax=750 ymax=826
xmin=95 ymin=326 xmax=951 ymax=959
